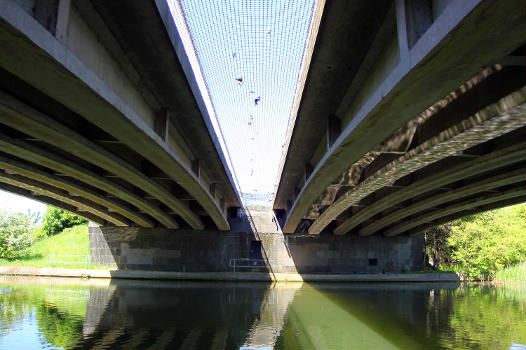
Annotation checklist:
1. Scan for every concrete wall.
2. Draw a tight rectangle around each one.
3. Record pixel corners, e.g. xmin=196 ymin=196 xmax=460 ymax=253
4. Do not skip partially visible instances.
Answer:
xmin=283 ymin=234 xmax=424 ymax=274
xmin=89 ymin=223 xmax=424 ymax=274
xmin=89 ymin=224 xmax=257 ymax=272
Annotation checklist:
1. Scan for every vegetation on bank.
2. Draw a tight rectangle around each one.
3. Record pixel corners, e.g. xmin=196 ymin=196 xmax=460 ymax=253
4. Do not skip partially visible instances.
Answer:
xmin=0 ymin=211 xmax=34 ymax=259
xmin=0 ymin=207 xmax=107 ymax=269
xmin=41 ymin=206 xmax=87 ymax=236
xmin=0 ymin=223 xmax=108 ymax=269
xmin=494 ymin=262 xmax=526 ymax=284
xmin=424 ymin=203 xmax=526 ymax=281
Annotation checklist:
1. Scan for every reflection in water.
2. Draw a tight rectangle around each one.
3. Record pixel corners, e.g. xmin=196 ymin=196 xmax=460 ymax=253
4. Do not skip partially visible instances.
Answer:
xmin=243 ymin=283 xmax=301 ymax=348
xmin=0 ymin=276 xmax=524 ymax=350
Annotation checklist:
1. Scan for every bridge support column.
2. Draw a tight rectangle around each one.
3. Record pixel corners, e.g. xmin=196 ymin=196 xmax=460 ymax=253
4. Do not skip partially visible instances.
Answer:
xmin=89 ymin=220 xmax=425 ymax=274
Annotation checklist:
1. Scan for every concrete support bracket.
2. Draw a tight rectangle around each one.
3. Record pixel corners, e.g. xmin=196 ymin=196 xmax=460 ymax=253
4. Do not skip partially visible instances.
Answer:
xmin=54 ymin=0 xmax=71 ymax=43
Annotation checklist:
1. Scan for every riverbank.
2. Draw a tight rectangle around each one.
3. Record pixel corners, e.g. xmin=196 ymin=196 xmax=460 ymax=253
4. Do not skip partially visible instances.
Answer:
xmin=494 ymin=262 xmax=526 ymax=284
xmin=0 ymin=265 xmax=460 ymax=282
xmin=0 ymin=224 xmax=109 ymax=270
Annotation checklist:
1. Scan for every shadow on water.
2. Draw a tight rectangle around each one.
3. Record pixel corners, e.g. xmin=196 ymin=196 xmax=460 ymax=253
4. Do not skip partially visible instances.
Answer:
xmin=0 ymin=276 xmax=525 ymax=350
xmin=275 ymin=282 xmax=460 ymax=350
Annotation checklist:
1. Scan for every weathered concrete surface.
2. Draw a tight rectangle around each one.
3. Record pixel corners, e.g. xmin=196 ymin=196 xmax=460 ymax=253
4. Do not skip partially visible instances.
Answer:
xmin=0 ymin=0 xmax=239 ymax=230
xmin=274 ymin=0 xmax=526 ymax=233
xmin=0 ymin=266 xmax=459 ymax=282
xmin=89 ymin=219 xmax=426 ymax=275
xmin=309 ymin=87 xmax=526 ymax=234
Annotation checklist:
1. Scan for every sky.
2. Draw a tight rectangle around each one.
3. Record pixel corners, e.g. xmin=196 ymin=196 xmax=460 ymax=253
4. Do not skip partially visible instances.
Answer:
xmin=0 ymin=190 xmax=46 ymax=215
xmin=168 ymin=0 xmax=317 ymax=206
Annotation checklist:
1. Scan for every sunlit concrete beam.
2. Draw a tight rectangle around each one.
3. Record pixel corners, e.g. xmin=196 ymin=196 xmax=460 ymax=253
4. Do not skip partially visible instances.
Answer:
xmin=0 ymin=150 xmax=153 ymax=227
xmin=309 ymin=88 xmax=526 ymax=234
xmin=0 ymin=92 xmax=198 ymax=228
xmin=277 ymin=0 xmax=525 ymax=233
xmin=0 ymin=171 xmax=126 ymax=225
xmin=0 ymin=181 xmax=106 ymax=225
xmin=384 ymin=184 xmax=526 ymax=237
xmin=406 ymin=196 xmax=526 ymax=236
xmin=359 ymin=168 xmax=525 ymax=236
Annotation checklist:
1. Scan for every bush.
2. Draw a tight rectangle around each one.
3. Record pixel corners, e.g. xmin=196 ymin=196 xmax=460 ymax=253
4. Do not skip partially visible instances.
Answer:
xmin=41 ymin=207 xmax=87 ymax=236
xmin=0 ymin=211 xmax=33 ymax=259
xmin=425 ymin=203 xmax=526 ymax=280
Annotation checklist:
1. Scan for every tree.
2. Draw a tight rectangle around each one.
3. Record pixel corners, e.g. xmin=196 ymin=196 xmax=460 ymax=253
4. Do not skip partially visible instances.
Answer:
xmin=0 ymin=211 xmax=33 ymax=259
xmin=424 ymin=203 xmax=526 ymax=280
xmin=424 ymin=222 xmax=454 ymax=267
xmin=41 ymin=207 xmax=87 ymax=236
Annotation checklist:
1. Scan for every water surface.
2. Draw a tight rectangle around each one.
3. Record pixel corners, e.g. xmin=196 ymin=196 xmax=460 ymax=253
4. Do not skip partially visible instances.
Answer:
xmin=0 ymin=276 xmax=524 ymax=349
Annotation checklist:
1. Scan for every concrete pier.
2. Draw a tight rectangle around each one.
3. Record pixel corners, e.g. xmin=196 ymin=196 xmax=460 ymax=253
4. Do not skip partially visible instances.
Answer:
xmin=89 ymin=212 xmax=425 ymax=276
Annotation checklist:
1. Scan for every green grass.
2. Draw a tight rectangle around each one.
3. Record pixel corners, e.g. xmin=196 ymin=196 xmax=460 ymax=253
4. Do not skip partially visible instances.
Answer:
xmin=0 ymin=224 xmax=110 ymax=269
xmin=494 ymin=261 xmax=526 ymax=284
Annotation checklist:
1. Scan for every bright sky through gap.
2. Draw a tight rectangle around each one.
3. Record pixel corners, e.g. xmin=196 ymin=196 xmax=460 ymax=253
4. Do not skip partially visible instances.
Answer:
xmin=0 ymin=190 xmax=46 ymax=215
xmin=168 ymin=0 xmax=317 ymax=206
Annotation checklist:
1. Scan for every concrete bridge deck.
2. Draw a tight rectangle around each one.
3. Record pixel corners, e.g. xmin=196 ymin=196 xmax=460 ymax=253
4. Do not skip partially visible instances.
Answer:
xmin=0 ymin=0 xmax=240 ymax=230
xmin=273 ymin=0 xmax=526 ymax=235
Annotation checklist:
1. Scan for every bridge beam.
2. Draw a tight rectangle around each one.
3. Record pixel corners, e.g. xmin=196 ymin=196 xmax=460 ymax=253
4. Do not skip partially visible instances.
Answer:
xmin=0 ymin=133 xmax=164 ymax=227
xmin=384 ymin=184 xmax=526 ymax=236
xmin=0 ymin=171 xmax=124 ymax=225
xmin=406 ymin=196 xmax=526 ymax=236
xmin=0 ymin=182 xmax=105 ymax=225
xmin=0 ymin=151 xmax=153 ymax=227
xmin=310 ymin=88 xmax=526 ymax=234
xmin=0 ymin=0 xmax=235 ymax=230
xmin=333 ymin=142 xmax=526 ymax=235
xmin=275 ymin=0 xmax=526 ymax=233
xmin=358 ymin=168 xmax=525 ymax=236
xmin=0 ymin=92 xmax=190 ymax=228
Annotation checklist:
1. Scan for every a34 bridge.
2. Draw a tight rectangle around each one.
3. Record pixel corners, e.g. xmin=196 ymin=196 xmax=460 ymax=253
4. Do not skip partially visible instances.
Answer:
xmin=0 ymin=0 xmax=524 ymax=276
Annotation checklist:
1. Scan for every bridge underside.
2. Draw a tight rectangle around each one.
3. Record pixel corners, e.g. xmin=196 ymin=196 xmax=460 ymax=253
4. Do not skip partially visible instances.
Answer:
xmin=0 ymin=0 xmax=240 ymax=230
xmin=274 ymin=0 xmax=526 ymax=236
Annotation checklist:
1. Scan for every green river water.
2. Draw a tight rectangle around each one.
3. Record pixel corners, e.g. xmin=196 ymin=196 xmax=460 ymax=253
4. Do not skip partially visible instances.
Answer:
xmin=0 ymin=276 xmax=524 ymax=349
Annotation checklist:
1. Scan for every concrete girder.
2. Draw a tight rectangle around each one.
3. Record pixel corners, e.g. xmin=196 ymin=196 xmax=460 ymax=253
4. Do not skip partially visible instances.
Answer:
xmin=406 ymin=196 xmax=526 ymax=237
xmin=277 ymin=0 xmax=526 ymax=233
xmin=87 ymin=0 xmax=241 ymax=208
xmin=0 ymin=132 xmax=163 ymax=228
xmin=0 ymin=92 xmax=188 ymax=228
xmin=333 ymin=143 xmax=526 ymax=235
xmin=0 ymin=181 xmax=105 ymax=225
xmin=0 ymin=149 xmax=153 ymax=227
xmin=359 ymin=168 xmax=525 ymax=236
xmin=0 ymin=171 xmax=127 ymax=226
xmin=308 ymin=88 xmax=526 ymax=234
xmin=0 ymin=0 xmax=231 ymax=230
xmin=303 ymin=65 xmax=524 ymax=221
xmin=384 ymin=184 xmax=526 ymax=237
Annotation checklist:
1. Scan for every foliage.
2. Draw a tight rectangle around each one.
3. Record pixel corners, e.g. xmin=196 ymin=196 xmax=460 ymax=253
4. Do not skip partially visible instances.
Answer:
xmin=424 ymin=203 xmax=526 ymax=280
xmin=35 ymin=301 xmax=85 ymax=348
xmin=424 ymin=222 xmax=454 ymax=267
xmin=0 ymin=211 xmax=33 ymax=259
xmin=0 ymin=224 xmax=109 ymax=269
xmin=429 ymin=285 xmax=526 ymax=349
xmin=31 ymin=225 xmax=47 ymax=241
xmin=495 ymin=261 xmax=526 ymax=285
xmin=42 ymin=207 xmax=87 ymax=236
xmin=0 ymin=281 xmax=88 ymax=348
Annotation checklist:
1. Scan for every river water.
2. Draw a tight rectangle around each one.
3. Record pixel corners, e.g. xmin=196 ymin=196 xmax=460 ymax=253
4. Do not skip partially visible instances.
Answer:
xmin=0 ymin=276 xmax=524 ymax=350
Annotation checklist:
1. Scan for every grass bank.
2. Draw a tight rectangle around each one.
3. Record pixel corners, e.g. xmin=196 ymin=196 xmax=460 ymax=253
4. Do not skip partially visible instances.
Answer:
xmin=0 ymin=224 xmax=109 ymax=270
xmin=494 ymin=262 xmax=526 ymax=285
